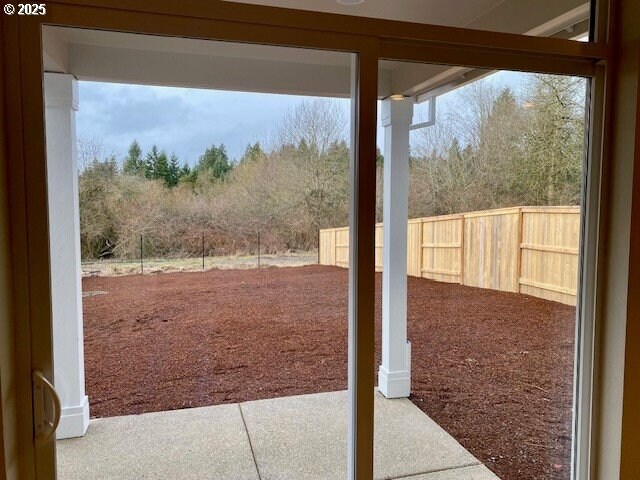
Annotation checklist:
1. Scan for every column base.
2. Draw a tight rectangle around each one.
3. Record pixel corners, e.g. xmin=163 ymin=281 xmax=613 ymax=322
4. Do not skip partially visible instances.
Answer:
xmin=378 ymin=367 xmax=411 ymax=398
xmin=378 ymin=341 xmax=411 ymax=398
xmin=56 ymin=395 xmax=90 ymax=439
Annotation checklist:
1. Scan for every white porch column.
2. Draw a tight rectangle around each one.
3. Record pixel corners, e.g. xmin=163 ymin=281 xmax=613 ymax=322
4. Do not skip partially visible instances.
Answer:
xmin=378 ymin=97 xmax=413 ymax=399
xmin=44 ymin=73 xmax=90 ymax=439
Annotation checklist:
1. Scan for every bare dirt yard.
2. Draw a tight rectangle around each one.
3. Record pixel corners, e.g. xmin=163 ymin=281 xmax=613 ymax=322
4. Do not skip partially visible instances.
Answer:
xmin=81 ymin=251 xmax=317 ymax=277
xmin=82 ymin=265 xmax=575 ymax=480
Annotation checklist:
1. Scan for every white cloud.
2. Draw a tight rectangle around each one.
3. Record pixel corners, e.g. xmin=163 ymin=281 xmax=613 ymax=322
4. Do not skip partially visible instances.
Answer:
xmin=76 ymin=81 xmax=354 ymax=165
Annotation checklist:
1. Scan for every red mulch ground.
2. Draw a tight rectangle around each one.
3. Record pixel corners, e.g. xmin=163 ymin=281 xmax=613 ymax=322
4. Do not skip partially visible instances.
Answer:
xmin=82 ymin=265 xmax=575 ymax=480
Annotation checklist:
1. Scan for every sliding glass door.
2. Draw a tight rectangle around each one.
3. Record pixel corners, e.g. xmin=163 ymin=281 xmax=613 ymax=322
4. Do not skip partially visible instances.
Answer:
xmin=3 ymin=2 xmax=608 ymax=479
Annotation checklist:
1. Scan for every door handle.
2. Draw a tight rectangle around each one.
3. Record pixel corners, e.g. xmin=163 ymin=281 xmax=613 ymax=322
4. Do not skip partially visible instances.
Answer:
xmin=33 ymin=370 xmax=62 ymax=447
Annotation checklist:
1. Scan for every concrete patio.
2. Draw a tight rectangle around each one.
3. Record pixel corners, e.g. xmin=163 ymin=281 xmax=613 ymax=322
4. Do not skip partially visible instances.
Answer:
xmin=57 ymin=390 xmax=499 ymax=480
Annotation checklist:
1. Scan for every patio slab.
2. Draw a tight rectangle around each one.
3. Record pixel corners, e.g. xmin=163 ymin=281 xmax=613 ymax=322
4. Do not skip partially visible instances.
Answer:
xmin=240 ymin=390 xmax=489 ymax=480
xmin=57 ymin=390 xmax=499 ymax=480
xmin=408 ymin=464 xmax=502 ymax=479
xmin=56 ymin=403 xmax=259 ymax=480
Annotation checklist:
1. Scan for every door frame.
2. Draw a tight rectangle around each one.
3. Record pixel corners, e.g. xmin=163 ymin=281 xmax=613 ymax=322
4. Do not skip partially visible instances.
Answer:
xmin=0 ymin=1 xmax=616 ymax=479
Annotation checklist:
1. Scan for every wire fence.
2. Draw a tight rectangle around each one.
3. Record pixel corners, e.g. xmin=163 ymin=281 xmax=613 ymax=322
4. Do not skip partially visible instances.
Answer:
xmin=81 ymin=230 xmax=322 ymax=276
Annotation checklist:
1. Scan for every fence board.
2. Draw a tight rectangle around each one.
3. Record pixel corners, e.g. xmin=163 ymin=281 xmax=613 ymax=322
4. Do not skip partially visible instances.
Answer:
xmin=318 ymin=228 xmax=336 ymax=266
xmin=374 ymin=224 xmax=383 ymax=272
xmin=319 ymin=206 xmax=581 ymax=306
xmin=407 ymin=220 xmax=422 ymax=277
xmin=463 ymin=210 xmax=520 ymax=292
xmin=335 ymin=227 xmax=349 ymax=268
xmin=519 ymin=207 xmax=580 ymax=305
xmin=421 ymin=214 xmax=463 ymax=284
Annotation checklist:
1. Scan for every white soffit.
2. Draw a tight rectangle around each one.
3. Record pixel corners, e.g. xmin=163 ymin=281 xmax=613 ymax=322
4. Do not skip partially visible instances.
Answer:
xmin=221 ymin=0 xmax=506 ymax=27
xmin=42 ymin=0 xmax=590 ymax=99
xmin=44 ymin=28 xmax=373 ymax=98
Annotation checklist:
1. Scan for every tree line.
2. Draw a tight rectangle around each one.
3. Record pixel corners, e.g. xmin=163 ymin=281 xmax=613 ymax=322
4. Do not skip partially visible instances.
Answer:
xmin=91 ymin=140 xmax=234 ymax=187
xmin=406 ymin=75 xmax=586 ymax=219
xmin=79 ymin=74 xmax=586 ymax=260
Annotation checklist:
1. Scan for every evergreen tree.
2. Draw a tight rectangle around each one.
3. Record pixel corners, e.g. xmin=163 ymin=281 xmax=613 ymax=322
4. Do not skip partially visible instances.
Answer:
xmin=240 ymin=142 xmax=265 ymax=164
xmin=297 ymin=138 xmax=314 ymax=157
xmin=196 ymin=144 xmax=233 ymax=180
xmin=178 ymin=162 xmax=197 ymax=185
xmin=156 ymin=150 xmax=169 ymax=182
xmin=166 ymin=153 xmax=181 ymax=187
xmin=144 ymin=145 xmax=159 ymax=178
xmin=145 ymin=145 xmax=169 ymax=181
xmin=123 ymin=140 xmax=144 ymax=175
xmin=84 ymin=154 xmax=119 ymax=179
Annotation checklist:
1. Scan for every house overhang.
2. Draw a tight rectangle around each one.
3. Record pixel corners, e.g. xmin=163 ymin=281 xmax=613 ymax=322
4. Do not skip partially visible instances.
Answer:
xmin=42 ymin=0 xmax=590 ymax=102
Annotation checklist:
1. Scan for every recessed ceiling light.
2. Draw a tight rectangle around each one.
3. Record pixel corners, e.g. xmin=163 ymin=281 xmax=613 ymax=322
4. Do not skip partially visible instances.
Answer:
xmin=336 ymin=0 xmax=365 ymax=5
xmin=390 ymin=94 xmax=405 ymax=100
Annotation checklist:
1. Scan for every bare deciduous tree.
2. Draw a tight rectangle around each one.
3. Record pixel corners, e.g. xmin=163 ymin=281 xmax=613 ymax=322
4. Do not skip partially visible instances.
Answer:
xmin=78 ymin=75 xmax=586 ymax=260
xmin=76 ymin=135 xmax=104 ymax=172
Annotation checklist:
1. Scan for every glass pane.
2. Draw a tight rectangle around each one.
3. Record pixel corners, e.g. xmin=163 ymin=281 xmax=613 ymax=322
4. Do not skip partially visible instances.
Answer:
xmin=43 ymin=26 xmax=355 ymax=479
xmin=372 ymin=58 xmax=588 ymax=480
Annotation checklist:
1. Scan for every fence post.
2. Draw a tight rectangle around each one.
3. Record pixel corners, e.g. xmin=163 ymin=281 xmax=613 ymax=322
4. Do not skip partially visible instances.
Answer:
xmin=140 ymin=234 xmax=143 ymax=274
xmin=317 ymin=229 xmax=320 ymax=265
xmin=459 ymin=215 xmax=464 ymax=285
xmin=516 ymin=207 xmax=524 ymax=293
xmin=202 ymin=232 xmax=205 ymax=270
xmin=418 ymin=219 xmax=424 ymax=278
xmin=257 ymin=232 xmax=261 ymax=268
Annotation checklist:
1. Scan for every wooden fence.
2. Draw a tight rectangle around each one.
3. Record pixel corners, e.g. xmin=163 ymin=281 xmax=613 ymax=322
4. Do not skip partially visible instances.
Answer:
xmin=319 ymin=206 xmax=581 ymax=306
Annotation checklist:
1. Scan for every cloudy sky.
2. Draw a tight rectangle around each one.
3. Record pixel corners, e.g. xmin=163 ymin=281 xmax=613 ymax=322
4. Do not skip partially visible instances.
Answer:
xmin=75 ymin=71 xmax=525 ymax=166
xmin=76 ymin=81 xmax=356 ymax=165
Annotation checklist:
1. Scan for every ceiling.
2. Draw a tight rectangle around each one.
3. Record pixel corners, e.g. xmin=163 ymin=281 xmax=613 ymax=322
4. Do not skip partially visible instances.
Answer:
xmin=42 ymin=0 xmax=590 ymax=100
xmin=222 ymin=0 xmax=508 ymax=28
xmin=43 ymin=27 xmax=385 ymax=98
xmin=52 ymin=28 xmax=355 ymax=67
